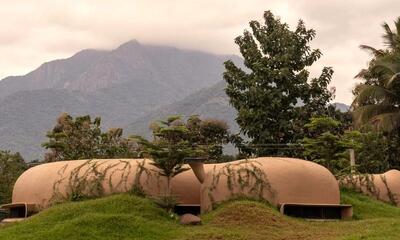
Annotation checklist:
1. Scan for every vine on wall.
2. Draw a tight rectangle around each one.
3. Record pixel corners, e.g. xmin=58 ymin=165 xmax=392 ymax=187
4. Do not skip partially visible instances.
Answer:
xmin=206 ymin=160 xmax=275 ymax=208
xmin=50 ymin=159 xmax=152 ymax=204
xmin=340 ymin=173 xmax=398 ymax=206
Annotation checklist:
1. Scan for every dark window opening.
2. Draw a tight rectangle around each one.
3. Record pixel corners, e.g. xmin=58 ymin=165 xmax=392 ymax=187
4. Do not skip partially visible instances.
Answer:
xmin=9 ymin=206 xmax=26 ymax=218
xmin=174 ymin=205 xmax=201 ymax=216
xmin=283 ymin=205 xmax=342 ymax=219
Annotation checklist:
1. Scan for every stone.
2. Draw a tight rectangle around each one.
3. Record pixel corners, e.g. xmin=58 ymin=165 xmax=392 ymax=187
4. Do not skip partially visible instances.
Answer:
xmin=179 ymin=213 xmax=201 ymax=225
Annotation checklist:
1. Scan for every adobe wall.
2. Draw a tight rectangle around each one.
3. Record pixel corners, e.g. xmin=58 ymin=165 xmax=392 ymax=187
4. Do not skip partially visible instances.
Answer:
xmin=11 ymin=157 xmax=341 ymax=213
xmin=341 ymin=170 xmax=400 ymax=206
xmin=200 ymin=157 xmax=340 ymax=212
xmin=12 ymin=159 xmax=225 ymax=209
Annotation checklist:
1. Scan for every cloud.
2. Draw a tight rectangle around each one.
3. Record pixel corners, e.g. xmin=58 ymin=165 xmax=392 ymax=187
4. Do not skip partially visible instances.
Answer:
xmin=0 ymin=0 xmax=398 ymax=104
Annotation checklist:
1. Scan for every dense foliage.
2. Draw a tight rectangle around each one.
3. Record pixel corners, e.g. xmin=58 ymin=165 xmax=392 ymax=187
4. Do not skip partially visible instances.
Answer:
xmin=352 ymin=17 xmax=400 ymax=131
xmin=301 ymin=117 xmax=352 ymax=174
xmin=224 ymin=11 xmax=336 ymax=156
xmin=42 ymin=113 xmax=139 ymax=162
xmin=301 ymin=117 xmax=391 ymax=174
xmin=351 ymin=17 xmax=400 ymax=170
xmin=0 ymin=150 xmax=27 ymax=204
xmin=185 ymin=115 xmax=232 ymax=163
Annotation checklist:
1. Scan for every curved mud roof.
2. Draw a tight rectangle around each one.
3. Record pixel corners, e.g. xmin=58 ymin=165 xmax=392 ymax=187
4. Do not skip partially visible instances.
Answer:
xmin=12 ymin=159 xmax=200 ymax=208
xmin=341 ymin=169 xmax=400 ymax=206
xmin=12 ymin=157 xmax=340 ymax=212
xmin=200 ymin=157 xmax=340 ymax=212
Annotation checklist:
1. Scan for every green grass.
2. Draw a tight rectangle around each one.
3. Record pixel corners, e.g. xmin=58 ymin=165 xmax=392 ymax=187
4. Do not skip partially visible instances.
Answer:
xmin=1 ymin=190 xmax=400 ymax=240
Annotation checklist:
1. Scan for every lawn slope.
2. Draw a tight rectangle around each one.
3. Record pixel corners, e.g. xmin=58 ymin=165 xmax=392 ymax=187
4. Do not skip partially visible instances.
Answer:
xmin=1 ymin=190 xmax=400 ymax=240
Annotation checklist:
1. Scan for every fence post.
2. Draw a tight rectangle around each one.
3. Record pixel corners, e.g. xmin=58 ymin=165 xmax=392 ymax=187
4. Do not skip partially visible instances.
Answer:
xmin=349 ymin=149 xmax=355 ymax=173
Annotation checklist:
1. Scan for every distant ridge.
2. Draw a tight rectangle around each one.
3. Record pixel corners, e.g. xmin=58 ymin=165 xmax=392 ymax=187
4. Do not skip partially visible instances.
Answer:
xmin=0 ymin=40 xmax=242 ymax=160
xmin=126 ymin=81 xmax=239 ymax=138
xmin=333 ymin=102 xmax=350 ymax=112
xmin=127 ymin=81 xmax=350 ymax=138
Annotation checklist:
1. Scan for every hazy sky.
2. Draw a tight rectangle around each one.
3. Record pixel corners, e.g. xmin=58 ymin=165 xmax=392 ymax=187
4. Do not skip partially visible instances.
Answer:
xmin=1 ymin=0 xmax=399 ymax=104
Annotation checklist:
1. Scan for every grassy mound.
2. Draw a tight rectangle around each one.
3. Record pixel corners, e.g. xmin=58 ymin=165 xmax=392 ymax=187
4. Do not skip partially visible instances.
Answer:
xmin=0 ymin=195 xmax=179 ymax=240
xmin=1 ymin=190 xmax=400 ymax=239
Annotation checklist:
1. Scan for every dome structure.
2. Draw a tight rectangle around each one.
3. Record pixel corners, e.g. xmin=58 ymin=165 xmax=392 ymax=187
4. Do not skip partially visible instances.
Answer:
xmin=341 ymin=169 xmax=400 ymax=206
xmin=199 ymin=157 xmax=341 ymax=212
xmin=11 ymin=159 xmax=199 ymax=208
xmin=3 ymin=157 xmax=352 ymax=220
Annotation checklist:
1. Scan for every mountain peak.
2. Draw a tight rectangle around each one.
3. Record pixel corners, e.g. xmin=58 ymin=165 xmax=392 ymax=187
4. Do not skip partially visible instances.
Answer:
xmin=116 ymin=40 xmax=141 ymax=50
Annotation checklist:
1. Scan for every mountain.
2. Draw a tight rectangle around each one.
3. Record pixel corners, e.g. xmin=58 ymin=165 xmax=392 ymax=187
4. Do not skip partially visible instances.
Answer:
xmin=126 ymin=81 xmax=239 ymax=138
xmin=0 ymin=40 xmax=242 ymax=160
xmin=127 ymin=82 xmax=351 ymax=138
xmin=0 ymin=40 xmax=239 ymax=100
xmin=333 ymin=102 xmax=350 ymax=112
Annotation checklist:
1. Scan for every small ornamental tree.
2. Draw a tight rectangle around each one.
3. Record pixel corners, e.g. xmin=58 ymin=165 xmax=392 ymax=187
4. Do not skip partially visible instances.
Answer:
xmin=224 ymin=11 xmax=335 ymax=156
xmin=135 ymin=115 xmax=232 ymax=196
xmin=137 ymin=116 xmax=192 ymax=196
xmin=0 ymin=150 xmax=27 ymax=204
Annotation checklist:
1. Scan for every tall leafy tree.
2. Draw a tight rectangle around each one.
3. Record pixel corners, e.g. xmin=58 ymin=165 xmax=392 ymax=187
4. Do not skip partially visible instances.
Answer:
xmin=0 ymin=150 xmax=27 ymax=204
xmin=43 ymin=113 xmax=138 ymax=162
xmin=224 ymin=11 xmax=335 ymax=156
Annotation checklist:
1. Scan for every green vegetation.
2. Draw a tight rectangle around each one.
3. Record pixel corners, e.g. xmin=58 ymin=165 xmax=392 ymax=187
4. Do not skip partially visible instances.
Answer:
xmin=352 ymin=17 xmax=400 ymax=170
xmin=42 ymin=113 xmax=139 ymax=162
xmin=0 ymin=151 xmax=27 ymax=204
xmin=136 ymin=115 xmax=193 ymax=197
xmin=221 ymin=10 xmax=398 ymax=175
xmin=135 ymin=115 xmax=232 ymax=210
xmin=1 ymin=191 xmax=400 ymax=240
xmin=301 ymin=116 xmax=390 ymax=174
xmin=352 ymin=17 xmax=400 ymax=132
xmin=223 ymin=10 xmax=339 ymax=156
xmin=136 ymin=115 xmax=232 ymax=191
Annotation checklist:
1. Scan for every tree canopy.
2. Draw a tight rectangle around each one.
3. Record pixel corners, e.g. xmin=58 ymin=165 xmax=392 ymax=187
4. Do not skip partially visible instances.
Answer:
xmin=0 ymin=150 xmax=27 ymax=204
xmin=224 ymin=10 xmax=336 ymax=156
xmin=301 ymin=116 xmax=391 ymax=174
xmin=43 ymin=113 xmax=139 ymax=162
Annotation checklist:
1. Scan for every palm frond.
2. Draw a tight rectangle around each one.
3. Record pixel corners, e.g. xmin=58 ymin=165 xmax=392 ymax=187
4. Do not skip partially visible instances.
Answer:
xmin=359 ymin=45 xmax=385 ymax=57
xmin=385 ymin=72 xmax=400 ymax=88
xmin=372 ymin=54 xmax=399 ymax=75
xmin=395 ymin=17 xmax=400 ymax=36
xmin=371 ymin=111 xmax=400 ymax=132
xmin=382 ymin=22 xmax=396 ymax=49
xmin=354 ymin=69 xmax=369 ymax=79
xmin=352 ymin=84 xmax=395 ymax=106
xmin=352 ymin=104 xmax=397 ymax=127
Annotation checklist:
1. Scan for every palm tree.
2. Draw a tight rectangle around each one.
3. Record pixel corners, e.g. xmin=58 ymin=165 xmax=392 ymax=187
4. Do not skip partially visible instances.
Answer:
xmin=352 ymin=17 xmax=400 ymax=132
